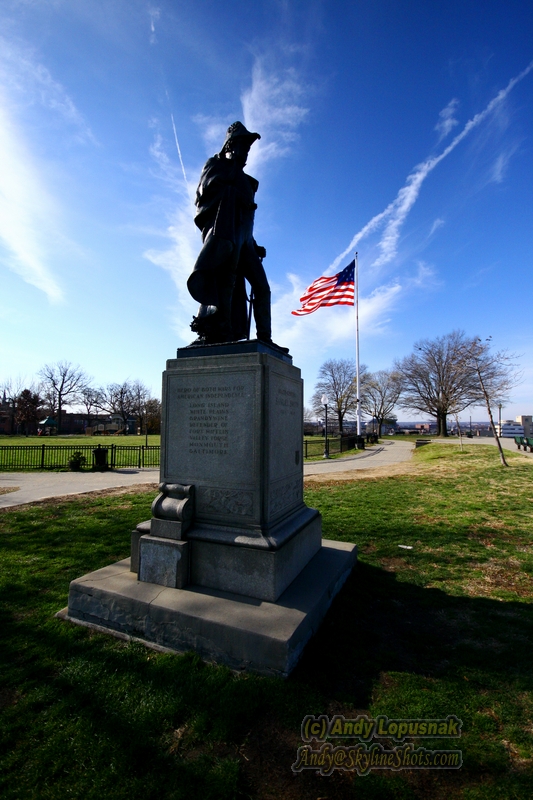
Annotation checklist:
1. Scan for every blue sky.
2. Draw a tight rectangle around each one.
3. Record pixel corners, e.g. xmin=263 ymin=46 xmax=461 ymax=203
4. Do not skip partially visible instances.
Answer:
xmin=1 ymin=0 xmax=532 ymax=422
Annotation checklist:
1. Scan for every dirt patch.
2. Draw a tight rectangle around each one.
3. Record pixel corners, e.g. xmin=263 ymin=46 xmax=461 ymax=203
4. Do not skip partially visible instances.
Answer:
xmin=461 ymin=558 xmax=533 ymax=599
xmin=0 ymin=487 xmax=18 ymax=496
xmin=304 ymin=460 xmax=425 ymax=484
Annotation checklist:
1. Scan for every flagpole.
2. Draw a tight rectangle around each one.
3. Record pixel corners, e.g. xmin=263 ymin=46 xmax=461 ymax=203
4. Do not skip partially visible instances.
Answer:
xmin=355 ymin=252 xmax=361 ymax=436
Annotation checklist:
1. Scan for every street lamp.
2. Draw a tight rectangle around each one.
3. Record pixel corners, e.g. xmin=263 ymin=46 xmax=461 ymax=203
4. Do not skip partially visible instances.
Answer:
xmin=321 ymin=393 xmax=329 ymax=458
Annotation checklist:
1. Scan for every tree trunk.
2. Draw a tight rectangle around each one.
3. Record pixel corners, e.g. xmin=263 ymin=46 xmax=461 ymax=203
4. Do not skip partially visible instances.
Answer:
xmin=437 ymin=412 xmax=448 ymax=437
xmin=474 ymin=364 xmax=509 ymax=467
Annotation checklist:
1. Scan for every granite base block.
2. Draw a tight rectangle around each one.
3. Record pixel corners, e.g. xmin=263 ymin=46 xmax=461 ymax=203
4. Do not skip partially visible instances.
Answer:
xmin=138 ymin=535 xmax=189 ymax=589
xmin=150 ymin=518 xmax=187 ymax=540
xmin=64 ymin=540 xmax=357 ymax=678
xmin=189 ymin=509 xmax=322 ymax=601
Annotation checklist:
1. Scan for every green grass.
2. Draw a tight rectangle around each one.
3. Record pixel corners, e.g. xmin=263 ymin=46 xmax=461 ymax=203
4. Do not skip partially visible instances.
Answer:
xmin=304 ymin=446 xmax=363 ymax=461
xmin=0 ymin=434 xmax=161 ymax=446
xmin=1 ymin=444 xmax=533 ymax=798
xmin=303 ymin=435 xmax=376 ymax=461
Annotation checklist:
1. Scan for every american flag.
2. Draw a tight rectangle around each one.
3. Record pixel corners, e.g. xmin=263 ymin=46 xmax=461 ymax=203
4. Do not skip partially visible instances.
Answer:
xmin=291 ymin=261 xmax=355 ymax=316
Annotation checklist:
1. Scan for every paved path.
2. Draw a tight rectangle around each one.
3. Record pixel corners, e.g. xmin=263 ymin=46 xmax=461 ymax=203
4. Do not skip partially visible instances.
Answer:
xmin=425 ymin=435 xmax=531 ymax=456
xmin=0 ymin=437 xmax=523 ymax=509
xmin=0 ymin=442 xmax=415 ymax=508
xmin=0 ymin=468 xmax=160 ymax=509
xmin=303 ymin=439 xmax=415 ymax=475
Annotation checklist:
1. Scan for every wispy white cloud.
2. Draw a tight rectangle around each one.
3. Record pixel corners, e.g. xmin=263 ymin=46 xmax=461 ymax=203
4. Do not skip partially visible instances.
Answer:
xmin=330 ymin=59 xmax=533 ymax=275
xmin=192 ymin=115 xmax=228 ymax=155
xmin=143 ymin=117 xmax=200 ymax=334
xmin=490 ymin=143 xmax=519 ymax=184
xmin=0 ymin=36 xmax=96 ymax=144
xmin=0 ymin=91 xmax=64 ymax=302
xmin=143 ymin=205 xmax=200 ymax=338
xmin=435 ymin=98 xmax=459 ymax=141
xmin=148 ymin=131 xmax=193 ymax=201
xmin=241 ymin=59 xmax=309 ymax=174
xmin=148 ymin=6 xmax=160 ymax=46
xmin=429 ymin=217 xmax=445 ymax=236
xmin=408 ymin=260 xmax=440 ymax=289
xmin=0 ymin=35 xmax=99 ymax=301
xmin=274 ymin=63 xmax=532 ymax=360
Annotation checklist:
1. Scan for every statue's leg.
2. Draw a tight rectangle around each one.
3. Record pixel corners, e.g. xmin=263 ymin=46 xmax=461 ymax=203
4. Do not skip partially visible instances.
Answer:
xmin=215 ymin=264 xmax=237 ymax=340
xmin=240 ymin=245 xmax=271 ymax=341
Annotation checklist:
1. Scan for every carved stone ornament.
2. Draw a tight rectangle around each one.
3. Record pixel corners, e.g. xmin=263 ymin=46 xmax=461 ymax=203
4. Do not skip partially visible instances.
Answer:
xmin=151 ymin=483 xmax=195 ymax=537
xmin=202 ymin=487 xmax=253 ymax=517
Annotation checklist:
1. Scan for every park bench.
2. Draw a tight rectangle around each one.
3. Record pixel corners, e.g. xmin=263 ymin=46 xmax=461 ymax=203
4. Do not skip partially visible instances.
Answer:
xmin=514 ymin=436 xmax=533 ymax=452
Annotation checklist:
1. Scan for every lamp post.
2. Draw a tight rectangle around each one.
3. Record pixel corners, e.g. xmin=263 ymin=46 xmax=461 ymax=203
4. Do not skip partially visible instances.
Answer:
xmin=498 ymin=404 xmax=502 ymax=437
xmin=321 ymin=393 xmax=329 ymax=458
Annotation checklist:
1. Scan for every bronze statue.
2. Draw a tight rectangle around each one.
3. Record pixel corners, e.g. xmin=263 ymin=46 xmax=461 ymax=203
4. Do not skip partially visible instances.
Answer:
xmin=187 ymin=122 xmax=273 ymax=346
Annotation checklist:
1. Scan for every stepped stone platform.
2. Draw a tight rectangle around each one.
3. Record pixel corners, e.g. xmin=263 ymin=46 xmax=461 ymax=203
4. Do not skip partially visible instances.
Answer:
xmin=61 ymin=341 xmax=357 ymax=676
xmin=60 ymin=539 xmax=356 ymax=678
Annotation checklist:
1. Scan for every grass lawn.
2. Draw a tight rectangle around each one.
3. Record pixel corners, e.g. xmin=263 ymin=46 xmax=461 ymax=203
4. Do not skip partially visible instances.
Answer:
xmin=1 ymin=444 xmax=533 ymax=798
xmin=0 ymin=434 xmax=161 ymax=447
xmin=303 ymin=435 xmax=372 ymax=461
xmin=304 ymin=445 xmax=374 ymax=462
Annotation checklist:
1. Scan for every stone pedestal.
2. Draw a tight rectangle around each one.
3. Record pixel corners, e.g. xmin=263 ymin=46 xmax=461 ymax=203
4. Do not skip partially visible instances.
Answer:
xmin=64 ymin=341 xmax=357 ymax=676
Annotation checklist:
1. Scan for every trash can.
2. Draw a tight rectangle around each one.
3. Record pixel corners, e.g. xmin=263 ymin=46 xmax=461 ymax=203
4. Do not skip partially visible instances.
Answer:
xmin=93 ymin=444 xmax=109 ymax=471
xmin=356 ymin=436 xmax=366 ymax=450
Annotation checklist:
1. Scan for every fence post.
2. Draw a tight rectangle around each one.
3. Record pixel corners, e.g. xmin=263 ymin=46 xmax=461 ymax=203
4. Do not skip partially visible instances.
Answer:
xmin=111 ymin=444 xmax=115 ymax=469
xmin=138 ymin=446 xmax=141 ymax=469
xmin=41 ymin=443 xmax=45 ymax=469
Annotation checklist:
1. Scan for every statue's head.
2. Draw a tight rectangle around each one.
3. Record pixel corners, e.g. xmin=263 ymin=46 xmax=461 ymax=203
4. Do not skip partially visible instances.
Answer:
xmin=220 ymin=121 xmax=260 ymax=166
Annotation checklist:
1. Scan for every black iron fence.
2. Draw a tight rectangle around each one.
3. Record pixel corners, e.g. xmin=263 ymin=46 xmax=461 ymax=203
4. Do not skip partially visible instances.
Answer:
xmin=302 ymin=435 xmax=364 ymax=459
xmin=0 ymin=436 xmax=367 ymax=470
xmin=0 ymin=444 xmax=161 ymax=471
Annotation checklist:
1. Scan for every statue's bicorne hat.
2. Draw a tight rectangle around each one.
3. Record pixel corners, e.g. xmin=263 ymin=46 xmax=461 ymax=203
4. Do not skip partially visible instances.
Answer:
xmin=220 ymin=121 xmax=260 ymax=152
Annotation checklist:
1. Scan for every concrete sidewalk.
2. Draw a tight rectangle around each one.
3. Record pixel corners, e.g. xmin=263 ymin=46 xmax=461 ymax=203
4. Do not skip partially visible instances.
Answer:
xmin=0 ymin=442 xmax=416 ymax=508
xmin=303 ymin=439 xmax=415 ymax=475
xmin=2 ymin=437 xmax=517 ymax=509
xmin=432 ymin=435 xmax=529 ymax=454
xmin=0 ymin=468 xmax=160 ymax=509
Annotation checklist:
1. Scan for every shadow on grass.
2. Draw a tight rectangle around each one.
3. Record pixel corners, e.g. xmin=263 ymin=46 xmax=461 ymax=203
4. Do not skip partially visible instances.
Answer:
xmin=2 ymin=488 xmax=533 ymax=799
xmin=295 ymin=560 xmax=533 ymax=703
xmin=4 ymin=558 xmax=531 ymax=800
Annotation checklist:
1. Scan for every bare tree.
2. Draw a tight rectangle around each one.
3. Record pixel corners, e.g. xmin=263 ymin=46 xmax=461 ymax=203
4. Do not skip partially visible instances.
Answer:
xmin=79 ymin=387 xmax=103 ymax=429
xmin=130 ymin=380 xmax=150 ymax=435
xmin=395 ymin=331 xmax=488 ymax=437
xmin=97 ymin=381 xmax=136 ymax=434
xmin=311 ymin=359 xmax=369 ymax=435
xmin=360 ymin=370 xmax=402 ymax=436
xmin=38 ymin=362 xmax=89 ymax=434
xmin=458 ymin=337 xmax=520 ymax=467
